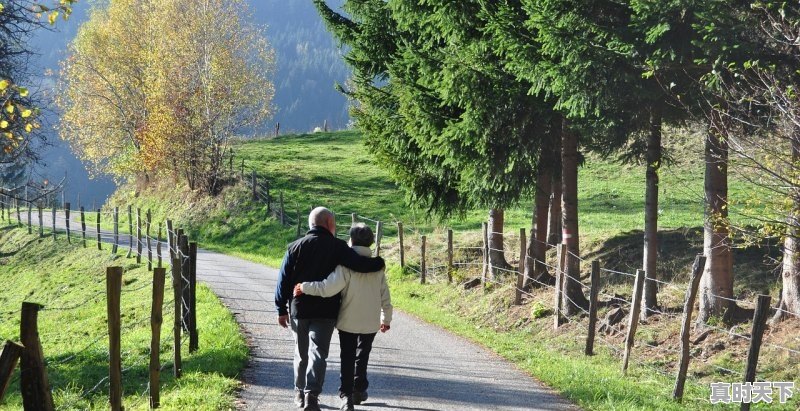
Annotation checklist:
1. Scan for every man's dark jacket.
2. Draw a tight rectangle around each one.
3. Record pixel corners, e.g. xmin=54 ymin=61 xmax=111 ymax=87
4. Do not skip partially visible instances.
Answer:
xmin=275 ymin=227 xmax=385 ymax=319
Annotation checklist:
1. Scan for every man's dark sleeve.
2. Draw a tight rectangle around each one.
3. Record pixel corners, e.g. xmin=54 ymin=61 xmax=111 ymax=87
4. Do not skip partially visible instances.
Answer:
xmin=275 ymin=250 xmax=295 ymax=316
xmin=337 ymin=241 xmax=385 ymax=273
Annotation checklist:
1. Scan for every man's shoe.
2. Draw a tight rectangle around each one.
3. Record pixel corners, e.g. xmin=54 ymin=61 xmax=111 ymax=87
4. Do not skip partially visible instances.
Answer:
xmin=339 ymin=395 xmax=355 ymax=411
xmin=303 ymin=393 xmax=321 ymax=411
xmin=352 ymin=391 xmax=368 ymax=405
xmin=294 ymin=390 xmax=305 ymax=408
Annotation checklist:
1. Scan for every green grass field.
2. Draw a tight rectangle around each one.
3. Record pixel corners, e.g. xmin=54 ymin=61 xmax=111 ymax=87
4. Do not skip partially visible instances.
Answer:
xmin=107 ymin=129 xmax=798 ymax=410
xmin=0 ymin=227 xmax=247 ymax=410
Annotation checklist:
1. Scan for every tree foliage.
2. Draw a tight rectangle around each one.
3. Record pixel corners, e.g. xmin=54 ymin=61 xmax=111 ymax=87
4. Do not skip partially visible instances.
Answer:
xmin=58 ymin=0 xmax=274 ymax=194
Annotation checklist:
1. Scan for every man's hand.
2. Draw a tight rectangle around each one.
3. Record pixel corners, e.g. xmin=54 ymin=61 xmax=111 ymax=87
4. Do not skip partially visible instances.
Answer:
xmin=380 ymin=324 xmax=390 ymax=333
xmin=293 ymin=283 xmax=304 ymax=297
xmin=278 ymin=315 xmax=289 ymax=328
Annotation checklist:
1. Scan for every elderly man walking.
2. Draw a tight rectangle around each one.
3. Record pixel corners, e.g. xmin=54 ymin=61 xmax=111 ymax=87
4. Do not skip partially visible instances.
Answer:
xmin=275 ymin=207 xmax=385 ymax=411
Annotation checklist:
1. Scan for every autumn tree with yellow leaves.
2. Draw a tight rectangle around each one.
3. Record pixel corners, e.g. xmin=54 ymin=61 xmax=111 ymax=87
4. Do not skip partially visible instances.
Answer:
xmin=58 ymin=0 xmax=274 ymax=195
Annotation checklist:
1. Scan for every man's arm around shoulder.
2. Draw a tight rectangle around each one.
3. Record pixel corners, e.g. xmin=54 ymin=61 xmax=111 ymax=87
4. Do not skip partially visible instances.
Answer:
xmin=337 ymin=240 xmax=384 ymax=273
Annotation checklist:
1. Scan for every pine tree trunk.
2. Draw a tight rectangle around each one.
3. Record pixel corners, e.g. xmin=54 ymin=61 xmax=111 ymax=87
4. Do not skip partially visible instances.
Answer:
xmin=488 ymin=208 xmax=510 ymax=275
xmin=547 ymin=135 xmax=563 ymax=246
xmin=774 ymin=137 xmax=800 ymax=322
xmin=524 ymin=160 xmax=554 ymax=287
xmin=561 ymin=120 xmax=589 ymax=315
xmin=642 ymin=105 xmax=662 ymax=318
xmin=699 ymin=110 xmax=735 ymax=323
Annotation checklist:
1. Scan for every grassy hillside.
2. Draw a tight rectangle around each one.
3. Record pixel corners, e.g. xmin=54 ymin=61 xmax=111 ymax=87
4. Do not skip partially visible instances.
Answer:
xmin=0 ymin=227 xmax=247 ymax=410
xmin=109 ymin=130 xmax=797 ymax=410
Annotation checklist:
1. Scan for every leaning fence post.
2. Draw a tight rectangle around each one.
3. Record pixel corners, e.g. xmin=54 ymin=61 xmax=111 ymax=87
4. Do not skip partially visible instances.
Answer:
xmin=180 ymin=234 xmax=190 ymax=333
xmin=146 ymin=209 xmax=153 ymax=271
xmin=447 ymin=229 xmax=454 ymax=283
xmin=0 ymin=340 xmax=24 ymax=401
xmin=481 ymin=222 xmax=488 ymax=286
xmin=27 ymin=204 xmax=32 ymax=234
xmin=265 ymin=180 xmax=271 ymax=213
xmin=51 ymin=205 xmax=56 ymax=240
xmin=189 ymin=242 xmax=199 ymax=353
xmin=554 ymin=244 xmax=566 ymax=330
xmin=586 ymin=260 xmax=601 ymax=355
xmin=515 ymin=228 xmax=526 ymax=305
xmin=112 ymin=207 xmax=119 ymax=254
xmin=374 ymin=221 xmax=383 ymax=257
xmin=171 ymin=257 xmax=183 ymax=378
xmin=398 ymin=222 xmax=405 ymax=268
xmin=96 ymin=209 xmax=102 ymax=250
xmin=20 ymin=302 xmax=54 ymax=411
xmin=166 ymin=220 xmax=175 ymax=261
xmin=137 ymin=208 xmax=143 ymax=263
xmin=80 ymin=207 xmax=86 ymax=247
xmin=420 ymin=235 xmax=427 ymax=284
xmin=622 ymin=269 xmax=646 ymax=374
xmin=150 ymin=267 xmax=166 ymax=408
xmin=673 ymin=254 xmax=706 ymax=401
xmin=16 ymin=199 xmax=21 ymax=227
xmin=65 ymin=203 xmax=71 ymax=244
xmin=106 ymin=267 xmax=123 ymax=411
xmin=740 ymin=294 xmax=772 ymax=411
xmin=127 ymin=205 xmax=134 ymax=258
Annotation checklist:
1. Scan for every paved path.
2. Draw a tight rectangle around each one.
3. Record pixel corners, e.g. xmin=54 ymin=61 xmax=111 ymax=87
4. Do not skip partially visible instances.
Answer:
xmin=37 ymin=209 xmax=577 ymax=410
xmin=195 ymin=249 xmax=577 ymax=411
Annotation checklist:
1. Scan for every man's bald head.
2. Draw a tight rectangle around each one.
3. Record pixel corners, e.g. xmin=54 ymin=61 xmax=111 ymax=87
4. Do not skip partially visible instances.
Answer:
xmin=309 ymin=207 xmax=336 ymax=234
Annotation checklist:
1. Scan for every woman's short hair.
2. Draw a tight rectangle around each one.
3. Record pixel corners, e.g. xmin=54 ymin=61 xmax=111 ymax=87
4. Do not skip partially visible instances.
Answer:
xmin=349 ymin=223 xmax=375 ymax=247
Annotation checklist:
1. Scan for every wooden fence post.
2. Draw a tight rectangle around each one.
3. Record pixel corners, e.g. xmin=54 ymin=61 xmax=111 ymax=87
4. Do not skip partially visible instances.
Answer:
xmin=51 ymin=206 xmax=56 ymax=240
xmin=482 ymin=222 xmax=488 ymax=286
xmin=374 ymin=221 xmax=383 ymax=257
xmin=420 ymin=235 xmax=427 ymax=284
xmin=351 ymin=213 xmax=357 ymax=226
xmin=171 ymin=257 xmax=182 ymax=378
xmin=180 ymin=234 xmax=190 ymax=333
xmin=37 ymin=206 xmax=43 ymax=238
xmin=585 ymin=260 xmax=601 ymax=355
xmin=16 ymin=199 xmax=21 ymax=227
xmin=166 ymin=220 xmax=175 ymax=261
xmin=515 ymin=228 xmax=526 ymax=305
xmin=622 ymin=269 xmax=646 ymax=374
xmin=96 ymin=209 xmax=102 ymax=250
xmin=252 ymin=170 xmax=258 ymax=201
xmin=189 ymin=242 xmax=198 ymax=353
xmin=27 ymin=204 xmax=32 ymax=234
xmin=112 ymin=207 xmax=119 ymax=253
xmin=279 ymin=192 xmax=285 ymax=225
xmin=137 ymin=208 xmax=143 ymax=263
xmin=65 ymin=203 xmax=71 ymax=244
xmin=398 ymin=222 xmax=405 ymax=268
xmin=554 ymin=243 xmax=566 ymax=330
xmin=80 ymin=207 xmax=86 ymax=247
xmin=20 ymin=302 xmax=54 ymax=411
xmin=0 ymin=340 xmax=24 ymax=401
xmin=447 ymin=229 xmax=454 ymax=283
xmin=106 ymin=267 xmax=123 ymax=411
xmin=673 ymin=255 xmax=706 ymax=401
xmin=740 ymin=295 xmax=772 ymax=411
xmin=157 ymin=224 xmax=163 ymax=269
xmin=147 ymin=209 xmax=153 ymax=271
xmin=150 ymin=267 xmax=166 ymax=409
xmin=127 ymin=205 xmax=134 ymax=258
xmin=265 ymin=180 xmax=271 ymax=213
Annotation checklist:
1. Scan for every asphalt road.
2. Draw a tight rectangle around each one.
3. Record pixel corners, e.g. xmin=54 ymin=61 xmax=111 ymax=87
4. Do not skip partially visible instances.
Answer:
xmin=38 ymin=209 xmax=577 ymax=410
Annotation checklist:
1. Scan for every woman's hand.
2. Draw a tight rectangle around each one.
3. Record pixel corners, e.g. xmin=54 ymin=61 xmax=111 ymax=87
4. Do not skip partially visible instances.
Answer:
xmin=293 ymin=283 xmax=304 ymax=297
xmin=380 ymin=324 xmax=390 ymax=333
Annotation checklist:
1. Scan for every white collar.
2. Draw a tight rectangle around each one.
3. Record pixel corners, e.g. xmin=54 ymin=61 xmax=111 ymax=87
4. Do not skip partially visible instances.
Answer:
xmin=351 ymin=245 xmax=372 ymax=256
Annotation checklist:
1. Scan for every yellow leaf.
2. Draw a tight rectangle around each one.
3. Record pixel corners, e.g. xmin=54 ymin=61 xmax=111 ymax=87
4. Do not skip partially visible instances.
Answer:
xmin=18 ymin=87 xmax=28 ymax=97
xmin=49 ymin=11 xmax=58 ymax=25
xmin=0 ymin=4 xmax=4 ymax=13
xmin=0 ymin=121 xmax=6 ymax=129
xmin=0 ymin=79 xmax=8 ymax=91
xmin=21 ymin=109 xmax=32 ymax=118
xmin=5 ymin=104 xmax=13 ymax=114
xmin=25 ymin=123 xmax=33 ymax=132
xmin=4 ymin=132 xmax=12 ymax=140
